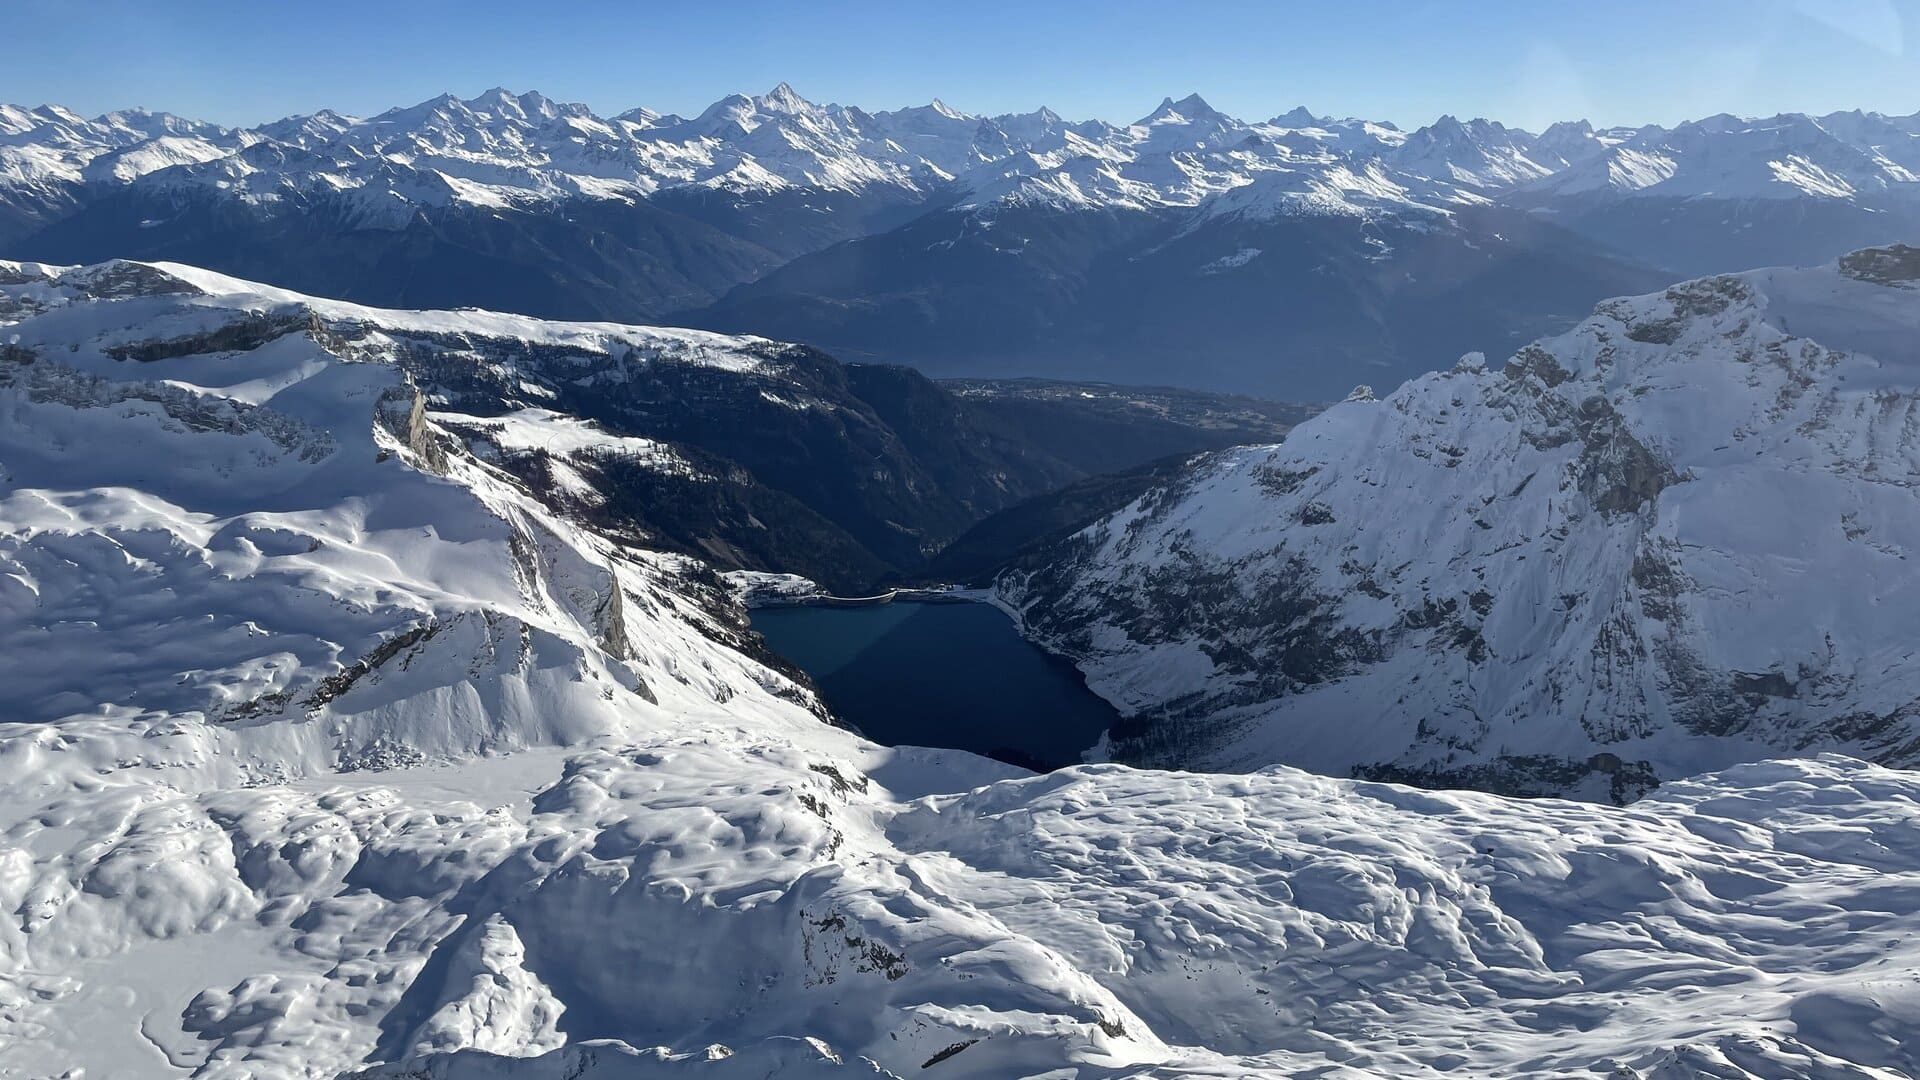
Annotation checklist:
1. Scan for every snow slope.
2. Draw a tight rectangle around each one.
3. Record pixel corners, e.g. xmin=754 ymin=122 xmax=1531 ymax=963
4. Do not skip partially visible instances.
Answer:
xmin=1000 ymin=246 xmax=1920 ymax=800
xmin=4 ymin=261 xmax=1920 ymax=1078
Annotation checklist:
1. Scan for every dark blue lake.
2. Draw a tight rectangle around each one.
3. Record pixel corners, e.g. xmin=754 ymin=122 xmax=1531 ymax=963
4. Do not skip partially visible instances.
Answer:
xmin=749 ymin=600 xmax=1119 ymax=770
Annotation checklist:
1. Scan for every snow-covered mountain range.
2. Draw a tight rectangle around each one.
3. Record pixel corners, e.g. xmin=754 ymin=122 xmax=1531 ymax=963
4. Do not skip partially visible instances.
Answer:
xmin=6 ymin=88 xmax=1918 ymax=397
xmin=5 ymin=257 xmax=1920 ymax=1078
xmin=9 ymin=87 xmax=1917 ymax=221
xmin=998 ymin=245 xmax=1920 ymax=802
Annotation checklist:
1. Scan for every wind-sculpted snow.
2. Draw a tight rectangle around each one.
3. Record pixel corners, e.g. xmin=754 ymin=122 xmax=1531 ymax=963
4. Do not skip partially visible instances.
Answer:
xmin=9 ymin=730 xmax=1920 ymax=1077
xmin=1000 ymin=246 xmax=1920 ymax=800
xmin=889 ymin=755 xmax=1920 ymax=1077
xmin=5 ymin=258 xmax=1920 ymax=1078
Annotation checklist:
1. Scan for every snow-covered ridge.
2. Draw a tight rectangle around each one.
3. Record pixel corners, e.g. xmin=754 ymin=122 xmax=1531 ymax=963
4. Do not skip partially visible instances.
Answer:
xmin=6 ymin=258 xmax=1920 ymax=1078
xmin=999 ymin=245 xmax=1920 ymax=799
xmin=6 ymin=87 xmax=1917 ymax=228
xmin=1519 ymin=109 xmax=1920 ymax=203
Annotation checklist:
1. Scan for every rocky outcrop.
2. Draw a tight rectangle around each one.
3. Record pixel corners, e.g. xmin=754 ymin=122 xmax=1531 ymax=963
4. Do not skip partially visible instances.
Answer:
xmin=1838 ymin=242 xmax=1920 ymax=286
xmin=375 ymin=379 xmax=452 ymax=475
xmin=104 ymin=308 xmax=311 ymax=361
xmin=1 ymin=342 xmax=337 ymax=461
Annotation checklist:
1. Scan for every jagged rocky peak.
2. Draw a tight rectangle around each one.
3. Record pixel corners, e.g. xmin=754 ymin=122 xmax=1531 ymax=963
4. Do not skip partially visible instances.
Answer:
xmin=1531 ymin=118 xmax=1606 ymax=164
xmin=1412 ymin=113 xmax=1511 ymax=140
xmin=1138 ymin=92 xmax=1233 ymax=127
xmin=995 ymin=248 xmax=1920 ymax=801
xmin=757 ymin=80 xmax=814 ymax=113
xmin=1385 ymin=112 xmax=1555 ymax=187
xmin=1270 ymin=104 xmax=1326 ymax=127
xmin=925 ymin=96 xmax=968 ymax=119
xmin=461 ymin=86 xmax=575 ymax=122
xmin=1540 ymin=118 xmax=1594 ymax=138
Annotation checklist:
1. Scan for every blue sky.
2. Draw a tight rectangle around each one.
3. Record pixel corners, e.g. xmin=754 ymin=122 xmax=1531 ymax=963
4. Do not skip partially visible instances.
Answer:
xmin=6 ymin=0 xmax=1918 ymax=130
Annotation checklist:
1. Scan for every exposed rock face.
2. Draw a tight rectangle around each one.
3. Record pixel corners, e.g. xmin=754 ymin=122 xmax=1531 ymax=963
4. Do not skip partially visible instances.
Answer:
xmin=1000 ymin=249 xmax=1920 ymax=800
xmin=376 ymin=380 xmax=452 ymax=475
xmin=1838 ymin=241 xmax=1920 ymax=286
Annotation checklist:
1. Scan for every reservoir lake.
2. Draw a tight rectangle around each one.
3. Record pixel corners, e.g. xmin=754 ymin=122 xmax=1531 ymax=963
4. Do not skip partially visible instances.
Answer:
xmin=749 ymin=600 xmax=1119 ymax=770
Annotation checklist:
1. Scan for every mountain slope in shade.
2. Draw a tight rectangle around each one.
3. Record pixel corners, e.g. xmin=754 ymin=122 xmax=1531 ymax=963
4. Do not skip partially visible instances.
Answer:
xmin=688 ymin=202 xmax=1672 ymax=400
xmin=3 ymin=259 xmax=1920 ymax=1077
xmin=998 ymin=246 xmax=1920 ymax=799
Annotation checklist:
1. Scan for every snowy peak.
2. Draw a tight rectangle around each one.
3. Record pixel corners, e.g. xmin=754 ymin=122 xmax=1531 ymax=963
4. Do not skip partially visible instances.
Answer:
xmin=1392 ymin=113 xmax=1555 ymax=189
xmin=1269 ymin=105 xmax=1328 ymax=127
xmin=612 ymin=104 xmax=668 ymax=127
xmin=1126 ymin=92 xmax=1246 ymax=153
xmin=1530 ymin=119 xmax=1613 ymax=168
xmin=1139 ymin=92 xmax=1229 ymax=126
xmin=456 ymin=86 xmax=579 ymax=124
xmin=756 ymin=80 xmax=814 ymax=114
xmin=1001 ymin=104 xmax=1063 ymax=127
xmin=682 ymin=92 xmax=765 ymax=135
xmin=682 ymin=83 xmax=823 ymax=134
xmin=256 ymin=106 xmax=358 ymax=145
